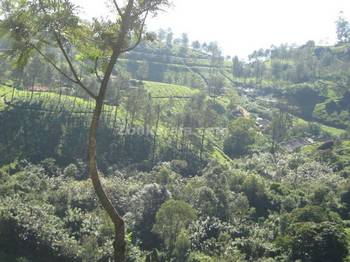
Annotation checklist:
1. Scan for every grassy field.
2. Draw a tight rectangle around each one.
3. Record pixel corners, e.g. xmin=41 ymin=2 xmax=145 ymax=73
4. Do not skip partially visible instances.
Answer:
xmin=144 ymin=81 xmax=198 ymax=97
xmin=144 ymin=81 xmax=200 ymax=113
xmin=294 ymin=117 xmax=347 ymax=137
xmin=1 ymin=81 xmax=193 ymax=115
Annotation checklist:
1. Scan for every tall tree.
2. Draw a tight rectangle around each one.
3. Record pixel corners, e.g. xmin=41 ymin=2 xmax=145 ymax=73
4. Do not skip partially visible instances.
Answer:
xmin=270 ymin=109 xmax=293 ymax=153
xmin=180 ymin=32 xmax=189 ymax=54
xmin=0 ymin=0 xmax=170 ymax=261
xmin=191 ymin=40 xmax=201 ymax=50
xmin=232 ymin=56 xmax=244 ymax=78
xmin=166 ymin=28 xmax=174 ymax=48
xmin=336 ymin=12 xmax=350 ymax=43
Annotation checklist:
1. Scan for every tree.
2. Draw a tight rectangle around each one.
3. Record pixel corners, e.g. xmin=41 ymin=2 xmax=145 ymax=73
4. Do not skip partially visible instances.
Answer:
xmin=287 ymin=83 xmax=324 ymax=118
xmin=0 ymin=0 xmax=170 ymax=261
xmin=336 ymin=12 xmax=350 ymax=43
xmin=191 ymin=40 xmax=201 ymax=50
xmin=241 ymin=175 xmax=270 ymax=218
xmin=157 ymin=28 xmax=167 ymax=42
xmin=287 ymin=222 xmax=348 ymax=262
xmin=153 ymin=199 xmax=197 ymax=253
xmin=181 ymin=33 xmax=189 ymax=50
xmin=173 ymin=230 xmax=191 ymax=261
xmin=166 ymin=29 xmax=174 ymax=48
xmin=199 ymin=100 xmax=219 ymax=160
xmin=226 ymin=89 xmax=240 ymax=112
xmin=223 ymin=118 xmax=257 ymax=158
xmin=232 ymin=56 xmax=244 ymax=78
xmin=181 ymin=93 xmax=219 ymax=160
xmin=193 ymin=186 xmax=218 ymax=217
xmin=130 ymin=183 xmax=170 ymax=249
xmin=271 ymin=60 xmax=284 ymax=80
xmin=276 ymin=205 xmax=348 ymax=262
xmin=270 ymin=110 xmax=293 ymax=153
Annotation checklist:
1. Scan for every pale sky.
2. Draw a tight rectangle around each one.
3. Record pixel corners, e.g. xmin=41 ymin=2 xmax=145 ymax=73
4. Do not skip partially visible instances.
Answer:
xmin=73 ymin=0 xmax=350 ymax=59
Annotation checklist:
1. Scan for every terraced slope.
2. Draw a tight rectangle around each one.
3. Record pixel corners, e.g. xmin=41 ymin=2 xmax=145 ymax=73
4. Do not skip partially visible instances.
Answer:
xmin=0 ymin=82 xmax=232 ymax=168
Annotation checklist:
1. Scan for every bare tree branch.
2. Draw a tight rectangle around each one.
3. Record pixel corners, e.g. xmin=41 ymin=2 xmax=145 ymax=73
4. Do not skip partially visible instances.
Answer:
xmin=94 ymin=57 xmax=103 ymax=83
xmin=31 ymin=44 xmax=78 ymax=85
xmin=99 ymin=0 xmax=135 ymax=97
xmin=121 ymin=12 xmax=148 ymax=53
xmin=53 ymin=32 xmax=97 ymax=99
xmin=135 ymin=2 xmax=165 ymax=17
xmin=113 ymin=0 xmax=124 ymax=17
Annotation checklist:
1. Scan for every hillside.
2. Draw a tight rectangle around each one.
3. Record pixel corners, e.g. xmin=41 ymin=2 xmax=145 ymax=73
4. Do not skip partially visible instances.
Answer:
xmin=0 ymin=81 xmax=234 ymax=174
xmin=1 ymin=38 xmax=350 ymax=260
xmin=1 ymin=3 xmax=350 ymax=261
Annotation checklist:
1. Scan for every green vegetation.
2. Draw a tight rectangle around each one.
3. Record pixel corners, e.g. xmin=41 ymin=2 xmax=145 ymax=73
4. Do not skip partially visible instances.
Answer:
xmin=144 ymin=81 xmax=198 ymax=97
xmin=223 ymin=118 xmax=257 ymax=157
xmin=0 ymin=1 xmax=350 ymax=261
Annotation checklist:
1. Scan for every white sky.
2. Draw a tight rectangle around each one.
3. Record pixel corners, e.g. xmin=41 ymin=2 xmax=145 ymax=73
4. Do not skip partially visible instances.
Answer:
xmin=73 ymin=0 xmax=350 ymax=59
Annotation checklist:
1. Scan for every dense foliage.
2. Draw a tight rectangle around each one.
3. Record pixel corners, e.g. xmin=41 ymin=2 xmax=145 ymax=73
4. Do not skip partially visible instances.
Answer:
xmin=1 ymin=6 xmax=350 ymax=262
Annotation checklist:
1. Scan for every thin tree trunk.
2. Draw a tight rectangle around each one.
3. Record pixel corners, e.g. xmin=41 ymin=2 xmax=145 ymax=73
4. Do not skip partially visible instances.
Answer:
xmin=30 ymin=76 xmax=35 ymax=101
xmin=152 ymin=104 xmax=161 ymax=163
xmin=88 ymin=99 xmax=126 ymax=262
xmin=123 ymin=113 xmax=129 ymax=152
xmin=11 ymin=85 xmax=15 ymax=101
xmin=113 ymin=105 xmax=119 ymax=129
xmin=200 ymin=128 xmax=206 ymax=160
xmin=86 ymin=8 xmax=133 ymax=256
xmin=87 ymin=36 xmax=127 ymax=262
